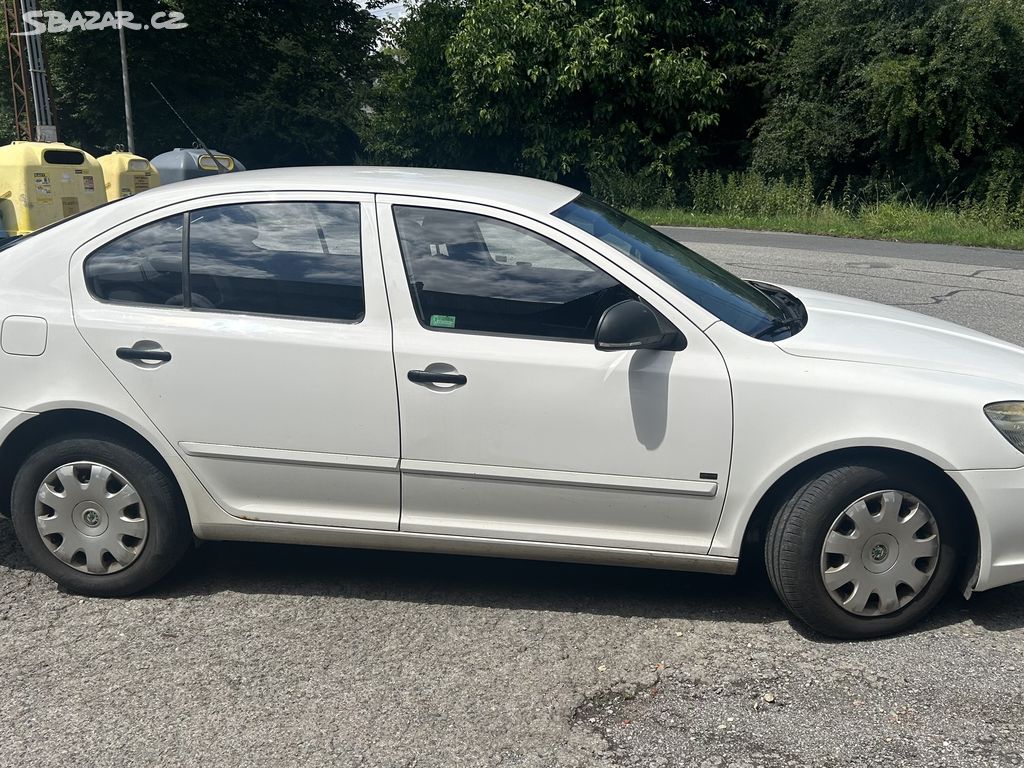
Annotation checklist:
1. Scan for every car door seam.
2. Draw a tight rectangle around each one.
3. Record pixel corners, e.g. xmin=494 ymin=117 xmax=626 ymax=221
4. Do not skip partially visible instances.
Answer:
xmin=374 ymin=195 xmax=407 ymax=530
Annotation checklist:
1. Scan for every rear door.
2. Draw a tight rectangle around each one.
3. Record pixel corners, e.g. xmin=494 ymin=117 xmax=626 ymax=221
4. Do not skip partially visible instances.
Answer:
xmin=71 ymin=192 xmax=401 ymax=530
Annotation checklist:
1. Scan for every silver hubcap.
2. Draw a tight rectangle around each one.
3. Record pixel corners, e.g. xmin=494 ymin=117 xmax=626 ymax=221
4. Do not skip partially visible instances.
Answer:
xmin=34 ymin=462 xmax=148 ymax=575
xmin=820 ymin=489 xmax=940 ymax=617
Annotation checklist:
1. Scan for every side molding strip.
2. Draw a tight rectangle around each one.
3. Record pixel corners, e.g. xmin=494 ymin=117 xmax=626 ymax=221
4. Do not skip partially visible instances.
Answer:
xmin=177 ymin=444 xmax=718 ymax=497
xmin=401 ymin=459 xmax=718 ymax=497
xmin=178 ymin=442 xmax=399 ymax=471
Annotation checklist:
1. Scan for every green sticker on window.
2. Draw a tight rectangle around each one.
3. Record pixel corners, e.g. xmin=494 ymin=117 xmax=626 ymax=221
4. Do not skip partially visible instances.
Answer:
xmin=429 ymin=314 xmax=457 ymax=328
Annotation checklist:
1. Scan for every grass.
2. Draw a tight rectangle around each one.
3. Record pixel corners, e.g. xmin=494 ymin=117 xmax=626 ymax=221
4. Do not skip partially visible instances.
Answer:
xmin=632 ymin=205 xmax=1024 ymax=251
xmin=626 ymin=171 xmax=1024 ymax=251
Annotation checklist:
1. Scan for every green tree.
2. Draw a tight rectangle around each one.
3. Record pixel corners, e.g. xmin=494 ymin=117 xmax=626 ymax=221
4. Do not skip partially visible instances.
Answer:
xmin=753 ymin=0 xmax=1024 ymax=199
xmin=360 ymin=0 xmax=507 ymax=169
xmin=41 ymin=0 xmax=380 ymax=166
xmin=364 ymin=0 xmax=773 ymax=200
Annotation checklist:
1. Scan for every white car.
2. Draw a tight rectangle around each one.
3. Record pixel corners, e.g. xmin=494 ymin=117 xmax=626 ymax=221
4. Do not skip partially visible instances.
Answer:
xmin=0 ymin=167 xmax=1021 ymax=638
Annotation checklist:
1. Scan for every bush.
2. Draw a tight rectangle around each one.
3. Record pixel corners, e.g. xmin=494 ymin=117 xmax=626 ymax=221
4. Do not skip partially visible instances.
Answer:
xmin=964 ymin=149 xmax=1024 ymax=229
xmin=588 ymin=165 xmax=677 ymax=209
xmin=752 ymin=0 xmax=1024 ymax=202
xmin=687 ymin=170 xmax=817 ymax=217
xmin=636 ymin=168 xmax=1024 ymax=251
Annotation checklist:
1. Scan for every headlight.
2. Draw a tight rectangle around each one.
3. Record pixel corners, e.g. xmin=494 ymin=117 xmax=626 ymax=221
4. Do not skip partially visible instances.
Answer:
xmin=985 ymin=401 xmax=1024 ymax=453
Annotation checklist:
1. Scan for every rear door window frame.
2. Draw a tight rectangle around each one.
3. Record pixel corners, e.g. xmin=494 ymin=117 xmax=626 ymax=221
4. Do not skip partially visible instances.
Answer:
xmin=82 ymin=197 xmax=368 ymax=326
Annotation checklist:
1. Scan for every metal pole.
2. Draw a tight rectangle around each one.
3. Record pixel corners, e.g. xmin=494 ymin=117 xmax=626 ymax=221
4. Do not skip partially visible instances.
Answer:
xmin=3 ymin=0 xmax=33 ymax=141
xmin=19 ymin=0 xmax=56 ymax=140
xmin=116 ymin=0 xmax=135 ymax=153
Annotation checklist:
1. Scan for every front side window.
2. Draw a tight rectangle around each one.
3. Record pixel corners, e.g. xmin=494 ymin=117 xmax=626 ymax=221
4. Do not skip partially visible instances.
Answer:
xmin=84 ymin=214 xmax=184 ymax=305
xmin=393 ymin=206 xmax=633 ymax=340
xmin=187 ymin=202 xmax=363 ymax=321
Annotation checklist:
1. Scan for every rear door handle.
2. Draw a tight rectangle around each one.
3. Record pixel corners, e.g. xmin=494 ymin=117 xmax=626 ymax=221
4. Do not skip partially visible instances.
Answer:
xmin=408 ymin=369 xmax=467 ymax=386
xmin=116 ymin=346 xmax=171 ymax=363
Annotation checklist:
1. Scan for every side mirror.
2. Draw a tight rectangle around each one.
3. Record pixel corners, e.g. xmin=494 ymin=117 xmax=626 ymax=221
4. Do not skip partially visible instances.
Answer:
xmin=594 ymin=300 xmax=686 ymax=352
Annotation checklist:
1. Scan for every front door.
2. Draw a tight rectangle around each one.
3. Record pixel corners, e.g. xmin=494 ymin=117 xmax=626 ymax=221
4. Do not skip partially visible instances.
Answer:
xmin=71 ymin=193 xmax=401 ymax=530
xmin=378 ymin=197 xmax=733 ymax=554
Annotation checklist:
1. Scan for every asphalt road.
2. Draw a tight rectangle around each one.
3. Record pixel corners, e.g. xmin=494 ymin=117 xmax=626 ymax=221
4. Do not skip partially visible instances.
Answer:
xmin=2 ymin=229 xmax=1023 ymax=768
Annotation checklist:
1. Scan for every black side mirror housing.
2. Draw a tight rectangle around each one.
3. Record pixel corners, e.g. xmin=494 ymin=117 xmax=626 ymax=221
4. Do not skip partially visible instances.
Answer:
xmin=594 ymin=299 xmax=686 ymax=352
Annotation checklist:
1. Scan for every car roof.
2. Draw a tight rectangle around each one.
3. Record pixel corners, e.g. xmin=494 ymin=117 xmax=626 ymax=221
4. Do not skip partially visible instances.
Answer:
xmin=0 ymin=166 xmax=584 ymax=261
xmin=132 ymin=166 xmax=582 ymax=215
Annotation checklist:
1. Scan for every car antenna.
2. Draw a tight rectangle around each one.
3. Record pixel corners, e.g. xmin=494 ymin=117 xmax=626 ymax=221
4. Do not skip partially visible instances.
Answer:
xmin=150 ymin=82 xmax=231 ymax=174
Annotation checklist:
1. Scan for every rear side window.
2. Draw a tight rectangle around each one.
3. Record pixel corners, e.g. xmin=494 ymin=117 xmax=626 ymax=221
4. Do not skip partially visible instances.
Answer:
xmin=84 ymin=202 xmax=364 ymax=322
xmin=84 ymin=215 xmax=184 ymax=305
xmin=393 ymin=206 xmax=632 ymax=340
xmin=188 ymin=202 xmax=363 ymax=321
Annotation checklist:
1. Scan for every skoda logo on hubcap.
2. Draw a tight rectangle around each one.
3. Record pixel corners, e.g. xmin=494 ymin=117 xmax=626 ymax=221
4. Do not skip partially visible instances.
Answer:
xmin=83 ymin=508 xmax=101 ymax=527
xmin=871 ymin=544 xmax=888 ymax=562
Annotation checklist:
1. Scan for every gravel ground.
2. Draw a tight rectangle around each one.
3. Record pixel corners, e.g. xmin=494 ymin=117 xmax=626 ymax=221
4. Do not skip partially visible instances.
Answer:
xmin=2 ymin=229 xmax=1023 ymax=768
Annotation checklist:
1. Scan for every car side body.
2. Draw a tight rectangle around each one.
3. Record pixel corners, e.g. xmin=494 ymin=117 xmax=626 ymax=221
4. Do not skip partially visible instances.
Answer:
xmin=1 ymin=167 xmax=1022 ymax=636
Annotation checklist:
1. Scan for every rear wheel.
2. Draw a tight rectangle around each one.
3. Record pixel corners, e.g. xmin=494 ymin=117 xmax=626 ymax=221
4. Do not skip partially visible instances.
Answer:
xmin=766 ymin=462 xmax=963 ymax=639
xmin=10 ymin=436 xmax=192 ymax=596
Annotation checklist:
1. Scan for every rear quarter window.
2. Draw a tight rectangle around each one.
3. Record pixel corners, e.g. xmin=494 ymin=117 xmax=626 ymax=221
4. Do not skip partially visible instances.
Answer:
xmin=84 ymin=215 xmax=185 ymax=305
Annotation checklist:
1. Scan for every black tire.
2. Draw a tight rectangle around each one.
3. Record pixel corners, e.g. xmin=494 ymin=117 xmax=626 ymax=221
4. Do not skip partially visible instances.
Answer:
xmin=10 ymin=435 xmax=192 ymax=596
xmin=765 ymin=461 xmax=964 ymax=639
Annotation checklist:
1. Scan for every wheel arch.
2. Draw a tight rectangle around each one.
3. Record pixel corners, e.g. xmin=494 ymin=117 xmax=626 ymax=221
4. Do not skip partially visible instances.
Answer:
xmin=0 ymin=408 xmax=186 ymax=518
xmin=739 ymin=446 xmax=980 ymax=581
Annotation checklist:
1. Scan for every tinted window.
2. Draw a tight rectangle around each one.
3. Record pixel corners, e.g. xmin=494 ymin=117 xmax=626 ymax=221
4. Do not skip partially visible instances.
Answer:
xmin=85 ymin=215 xmax=184 ymax=305
xmin=188 ymin=202 xmax=363 ymax=321
xmin=394 ymin=206 xmax=633 ymax=340
xmin=553 ymin=195 xmax=787 ymax=338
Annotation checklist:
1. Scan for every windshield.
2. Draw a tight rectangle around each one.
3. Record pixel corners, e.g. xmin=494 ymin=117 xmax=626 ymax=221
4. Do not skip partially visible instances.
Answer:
xmin=553 ymin=194 xmax=787 ymax=337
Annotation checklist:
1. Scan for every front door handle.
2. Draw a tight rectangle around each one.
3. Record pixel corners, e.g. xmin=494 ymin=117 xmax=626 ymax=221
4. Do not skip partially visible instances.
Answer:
xmin=116 ymin=346 xmax=171 ymax=363
xmin=408 ymin=369 xmax=467 ymax=386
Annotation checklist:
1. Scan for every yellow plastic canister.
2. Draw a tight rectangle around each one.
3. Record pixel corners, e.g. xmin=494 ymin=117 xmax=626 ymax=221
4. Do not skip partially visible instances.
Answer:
xmin=0 ymin=141 xmax=107 ymax=236
xmin=97 ymin=150 xmax=161 ymax=202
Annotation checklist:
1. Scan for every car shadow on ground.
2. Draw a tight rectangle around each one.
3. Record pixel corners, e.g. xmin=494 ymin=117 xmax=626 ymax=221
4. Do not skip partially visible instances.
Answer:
xmin=1 ymin=517 xmax=1022 ymax=637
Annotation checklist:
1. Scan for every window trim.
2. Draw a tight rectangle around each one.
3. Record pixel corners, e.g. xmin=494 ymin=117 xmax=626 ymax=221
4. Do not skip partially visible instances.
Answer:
xmin=83 ymin=199 xmax=367 ymax=326
xmin=180 ymin=210 xmax=191 ymax=307
xmin=391 ymin=204 xmax=634 ymax=344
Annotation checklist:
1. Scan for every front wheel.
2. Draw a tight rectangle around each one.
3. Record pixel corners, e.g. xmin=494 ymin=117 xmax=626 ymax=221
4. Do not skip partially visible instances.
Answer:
xmin=766 ymin=462 xmax=964 ymax=639
xmin=10 ymin=436 xmax=193 ymax=596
